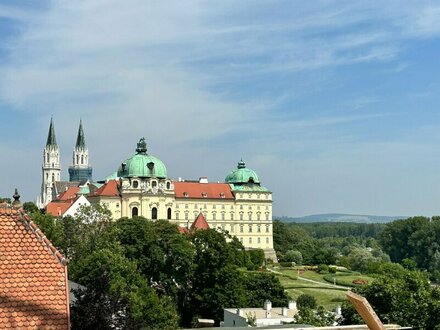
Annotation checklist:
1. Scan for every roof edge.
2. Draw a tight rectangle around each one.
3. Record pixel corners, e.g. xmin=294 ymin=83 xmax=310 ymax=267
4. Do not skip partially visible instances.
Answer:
xmin=18 ymin=208 xmax=68 ymax=266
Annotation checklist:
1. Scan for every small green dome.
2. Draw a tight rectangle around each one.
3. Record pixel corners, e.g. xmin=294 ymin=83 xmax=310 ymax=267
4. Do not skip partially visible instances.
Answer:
xmin=225 ymin=160 xmax=260 ymax=184
xmin=117 ymin=138 xmax=167 ymax=178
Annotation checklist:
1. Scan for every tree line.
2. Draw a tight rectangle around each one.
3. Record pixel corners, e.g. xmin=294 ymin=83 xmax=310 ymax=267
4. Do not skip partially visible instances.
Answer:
xmin=27 ymin=204 xmax=288 ymax=329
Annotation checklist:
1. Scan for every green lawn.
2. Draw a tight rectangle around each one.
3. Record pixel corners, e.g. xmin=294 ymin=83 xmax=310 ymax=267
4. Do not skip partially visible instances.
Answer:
xmin=269 ymin=266 xmax=374 ymax=310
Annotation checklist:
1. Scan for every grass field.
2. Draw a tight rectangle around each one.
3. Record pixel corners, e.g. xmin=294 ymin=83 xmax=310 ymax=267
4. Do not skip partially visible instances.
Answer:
xmin=269 ymin=266 xmax=374 ymax=310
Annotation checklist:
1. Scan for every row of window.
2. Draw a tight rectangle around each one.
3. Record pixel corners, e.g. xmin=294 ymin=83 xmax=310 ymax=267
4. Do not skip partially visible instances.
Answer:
xmin=237 ymin=193 xmax=271 ymax=200
xmin=239 ymin=237 xmax=270 ymax=244
xmin=131 ymin=180 xmax=172 ymax=190
xmin=131 ymin=207 xmax=172 ymax=220
xmin=178 ymin=204 xmax=270 ymax=211
xmin=177 ymin=212 xmax=270 ymax=221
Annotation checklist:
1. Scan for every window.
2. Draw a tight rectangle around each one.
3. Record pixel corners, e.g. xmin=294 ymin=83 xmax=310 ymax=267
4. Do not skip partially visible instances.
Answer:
xmin=204 ymin=204 xmax=207 ymax=209
xmin=46 ymin=153 xmax=49 ymax=162
xmin=81 ymin=155 xmax=84 ymax=164
xmin=221 ymin=213 xmax=225 ymax=220
xmin=257 ymin=225 xmax=261 ymax=233
xmin=249 ymin=237 xmax=252 ymax=244
xmin=52 ymin=173 xmax=55 ymax=182
xmin=195 ymin=204 xmax=198 ymax=210
xmin=248 ymin=213 xmax=252 ymax=221
xmin=258 ymin=237 xmax=261 ymax=243
xmin=116 ymin=203 xmax=120 ymax=208
xmin=166 ymin=182 xmax=171 ymax=189
xmin=76 ymin=155 xmax=79 ymax=164
xmin=220 ymin=192 xmax=225 ymax=198
xmin=266 ymin=225 xmax=270 ymax=233
xmin=240 ymin=205 xmax=243 ymax=210
xmin=257 ymin=214 xmax=261 ymax=221
xmin=266 ymin=205 xmax=269 ymax=210
xmin=222 ymin=204 xmax=225 ymax=209
xmin=185 ymin=213 xmax=188 ymax=220
xmin=183 ymin=192 xmax=188 ymax=198
xmin=152 ymin=181 xmax=157 ymax=188
xmin=202 ymin=192 xmax=207 ymax=198
xmin=240 ymin=213 xmax=243 ymax=221
xmin=132 ymin=180 xmax=138 ymax=188
xmin=167 ymin=208 xmax=172 ymax=220
xmin=152 ymin=207 xmax=158 ymax=220
xmin=213 ymin=213 xmax=216 ymax=220
xmin=266 ymin=237 xmax=269 ymax=244
xmin=248 ymin=225 xmax=252 ymax=233
xmin=240 ymin=225 xmax=244 ymax=233
xmin=132 ymin=207 xmax=138 ymax=217
xmin=185 ymin=204 xmax=188 ymax=209
xmin=176 ymin=212 xmax=179 ymax=220
xmin=265 ymin=214 xmax=269 ymax=221
xmin=213 ymin=204 xmax=216 ymax=209
xmin=240 ymin=238 xmax=243 ymax=243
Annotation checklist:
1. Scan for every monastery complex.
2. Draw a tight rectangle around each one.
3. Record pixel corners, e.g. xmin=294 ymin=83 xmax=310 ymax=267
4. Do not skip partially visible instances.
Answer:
xmin=38 ymin=119 xmax=276 ymax=259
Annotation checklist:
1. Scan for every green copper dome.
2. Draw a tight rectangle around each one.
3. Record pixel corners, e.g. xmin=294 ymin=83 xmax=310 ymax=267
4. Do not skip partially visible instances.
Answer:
xmin=225 ymin=160 xmax=260 ymax=184
xmin=117 ymin=138 xmax=167 ymax=178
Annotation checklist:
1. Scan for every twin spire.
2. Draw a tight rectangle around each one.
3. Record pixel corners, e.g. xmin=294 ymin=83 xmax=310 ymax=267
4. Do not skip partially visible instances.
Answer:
xmin=45 ymin=118 xmax=87 ymax=150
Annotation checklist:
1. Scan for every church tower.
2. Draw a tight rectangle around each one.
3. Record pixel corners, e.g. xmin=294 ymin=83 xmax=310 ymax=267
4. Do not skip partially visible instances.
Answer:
xmin=39 ymin=117 xmax=61 ymax=207
xmin=68 ymin=120 xmax=92 ymax=182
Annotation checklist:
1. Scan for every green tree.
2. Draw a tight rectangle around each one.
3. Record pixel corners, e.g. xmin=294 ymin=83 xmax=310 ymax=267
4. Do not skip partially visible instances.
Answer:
xmin=31 ymin=212 xmax=63 ymax=248
xmin=243 ymin=272 xmax=289 ymax=307
xmin=71 ymin=249 xmax=179 ymax=329
xmin=296 ymin=294 xmax=317 ymax=310
xmin=283 ymin=250 xmax=303 ymax=264
xmin=22 ymin=201 xmax=39 ymax=214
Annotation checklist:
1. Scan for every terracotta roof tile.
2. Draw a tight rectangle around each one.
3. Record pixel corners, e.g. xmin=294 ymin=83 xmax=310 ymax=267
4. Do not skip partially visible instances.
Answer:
xmin=89 ymin=180 xmax=120 ymax=197
xmin=0 ymin=207 xmax=70 ymax=329
xmin=46 ymin=200 xmax=75 ymax=217
xmin=57 ymin=187 xmax=80 ymax=201
xmin=190 ymin=213 xmax=210 ymax=230
xmin=173 ymin=181 xmax=234 ymax=199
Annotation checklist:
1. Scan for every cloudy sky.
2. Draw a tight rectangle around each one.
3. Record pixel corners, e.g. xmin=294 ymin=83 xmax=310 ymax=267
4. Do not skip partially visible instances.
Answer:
xmin=1 ymin=1 xmax=440 ymax=217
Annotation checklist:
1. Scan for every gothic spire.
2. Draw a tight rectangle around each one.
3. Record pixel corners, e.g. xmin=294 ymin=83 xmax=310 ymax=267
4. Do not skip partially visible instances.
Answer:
xmin=46 ymin=116 xmax=58 ymax=147
xmin=75 ymin=119 xmax=86 ymax=150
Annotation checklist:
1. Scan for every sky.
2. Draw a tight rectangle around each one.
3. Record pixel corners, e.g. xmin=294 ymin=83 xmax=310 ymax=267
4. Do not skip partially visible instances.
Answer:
xmin=1 ymin=1 xmax=440 ymax=217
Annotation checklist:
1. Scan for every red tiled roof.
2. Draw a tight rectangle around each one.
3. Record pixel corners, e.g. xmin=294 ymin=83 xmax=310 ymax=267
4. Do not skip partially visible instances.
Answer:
xmin=0 ymin=207 xmax=69 ymax=329
xmin=46 ymin=200 xmax=75 ymax=217
xmin=190 ymin=212 xmax=210 ymax=230
xmin=89 ymin=180 xmax=120 ymax=197
xmin=58 ymin=187 xmax=80 ymax=201
xmin=173 ymin=182 xmax=234 ymax=199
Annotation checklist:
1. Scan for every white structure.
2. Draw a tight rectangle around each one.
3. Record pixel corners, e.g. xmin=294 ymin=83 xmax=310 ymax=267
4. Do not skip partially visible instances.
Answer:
xmin=223 ymin=300 xmax=297 ymax=327
xmin=37 ymin=117 xmax=61 ymax=208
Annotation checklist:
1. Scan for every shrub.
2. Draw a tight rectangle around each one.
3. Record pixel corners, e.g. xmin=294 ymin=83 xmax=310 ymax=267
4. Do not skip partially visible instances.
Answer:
xmin=296 ymin=294 xmax=317 ymax=310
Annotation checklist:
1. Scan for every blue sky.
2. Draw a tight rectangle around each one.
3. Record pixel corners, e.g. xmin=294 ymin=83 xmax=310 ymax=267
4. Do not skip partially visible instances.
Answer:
xmin=1 ymin=1 xmax=440 ymax=217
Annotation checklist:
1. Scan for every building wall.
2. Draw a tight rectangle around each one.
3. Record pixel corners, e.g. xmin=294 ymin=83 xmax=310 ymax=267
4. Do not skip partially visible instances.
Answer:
xmin=90 ymin=178 xmax=275 ymax=254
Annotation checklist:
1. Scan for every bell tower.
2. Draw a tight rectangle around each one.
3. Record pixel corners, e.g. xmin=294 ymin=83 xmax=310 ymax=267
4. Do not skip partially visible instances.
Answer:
xmin=39 ymin=117 xmax=61 ymax=207
xmin=68 ymin=119 xmax=92 ymax=181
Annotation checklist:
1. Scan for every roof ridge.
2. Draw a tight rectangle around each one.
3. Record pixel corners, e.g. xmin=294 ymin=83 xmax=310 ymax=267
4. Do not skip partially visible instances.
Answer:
xmin=18 ymin=208 xmax=68 ymax=266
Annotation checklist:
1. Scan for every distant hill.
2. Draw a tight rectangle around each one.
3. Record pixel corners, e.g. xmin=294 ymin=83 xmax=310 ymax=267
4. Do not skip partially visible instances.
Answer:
xmin=276 ymin=213 xmax=406 ymax=224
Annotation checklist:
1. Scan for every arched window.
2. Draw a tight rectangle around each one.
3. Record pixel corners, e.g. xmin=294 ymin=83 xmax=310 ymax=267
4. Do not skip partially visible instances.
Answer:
xmin=46 ymin=153 xmax=49 ymax=163
xmin=152 ymin=207 xmax=158 ymax=220
xmin=52 ymin=173 xmax=55 ymax=182
xmin=132 ymin=207 xmax=138 ymax=217
xmin=132 ymin=181 xmax=138 ymax=188
xmin=76 ymin=155 xmax=79 ymax=164
xmin=152 ymin=181 xmax=157 ymax=188
xmin=81 ymin=155 xmax=84 ymax=164
xmin=166 ymin=182 xmax=171 ymax=189
xmin=167 ymin=208 xmax=172 ymax=220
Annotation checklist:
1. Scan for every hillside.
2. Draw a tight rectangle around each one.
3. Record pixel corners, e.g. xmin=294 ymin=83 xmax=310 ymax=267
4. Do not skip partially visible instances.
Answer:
xmin=277 ymin=213 xmax=405 ymax=223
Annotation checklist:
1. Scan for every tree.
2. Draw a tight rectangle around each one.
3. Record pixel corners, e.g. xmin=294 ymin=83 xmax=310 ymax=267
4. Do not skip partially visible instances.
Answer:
xmin=31 ymin=212 xmax=63 ymax=248
xmin=243 ymin=272 xmax=289 ymax=307
xmin=283 ymin=250 xmax=303 ymax=264
xmin=341 ymin=265 xmax=439 ymax=329
xmin=296 ymin=294 xmax=317 ymax=310
xmin=71 ymin=249 xmax=179 ymax=329
xmin=22 ymin=201 xmax=39 ymax=214
xmin=185 ymin=229 xmax=247 ymax=325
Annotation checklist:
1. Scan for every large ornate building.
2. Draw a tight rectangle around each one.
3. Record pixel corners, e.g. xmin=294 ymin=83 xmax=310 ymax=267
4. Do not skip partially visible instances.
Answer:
xmin=39 ymin=120 xmax=276 ymax=259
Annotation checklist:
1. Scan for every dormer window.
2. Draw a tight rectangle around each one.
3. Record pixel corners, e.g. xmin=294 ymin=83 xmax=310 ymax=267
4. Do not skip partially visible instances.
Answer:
xmin=152 ymin=181 xmax=157 ymax=188
xmin=132 ymin=180 xmax=139 ymax=188
xmin=201 ymin=192 xmax=207 ymax=198
xmin=183 ymin=192 xmax=188 ymax=197
xmin=166 ymin=181 xmax=171 ymax=190
xmin=220 ymin=192 xmax=225 ymax=198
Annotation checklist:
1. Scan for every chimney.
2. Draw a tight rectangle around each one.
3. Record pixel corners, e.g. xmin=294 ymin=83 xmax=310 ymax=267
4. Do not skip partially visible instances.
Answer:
xmin=264 ymin=300 xmax=272 ymax=311
xmin=12 ymin=188 xmax=21 ymax=209
xmin=288 ymin=300 xmax=297 ymax=310
xmin=282 ymin=307 xmax=288 ymax=316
